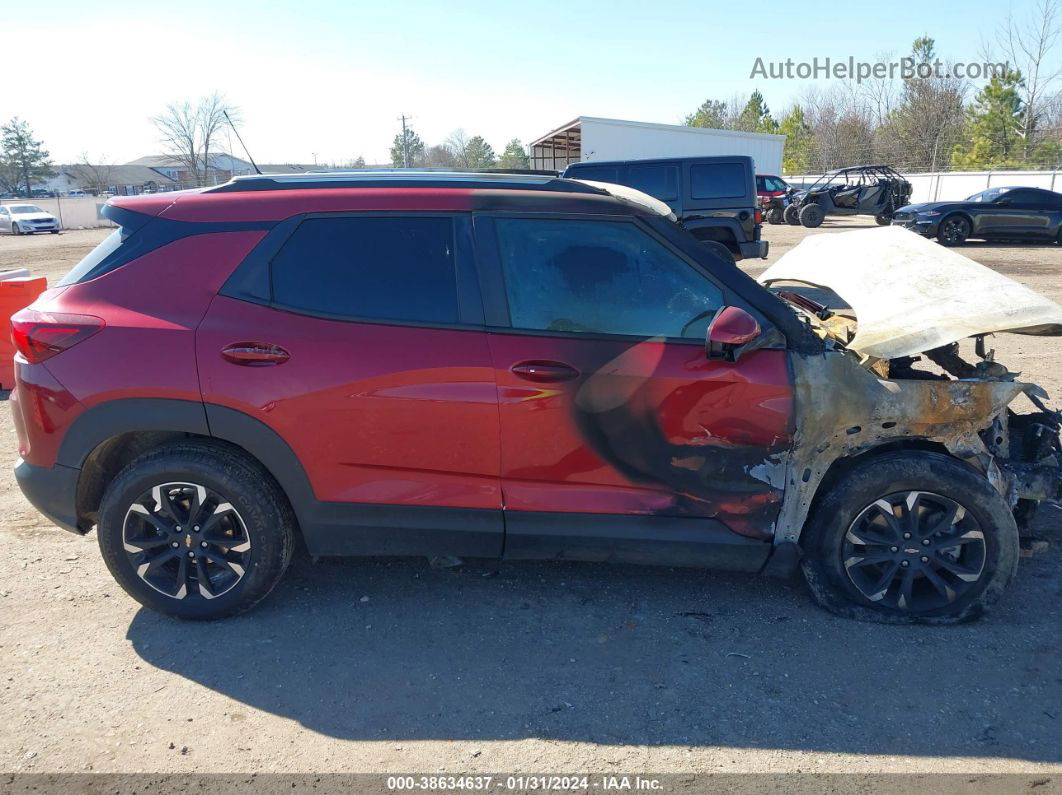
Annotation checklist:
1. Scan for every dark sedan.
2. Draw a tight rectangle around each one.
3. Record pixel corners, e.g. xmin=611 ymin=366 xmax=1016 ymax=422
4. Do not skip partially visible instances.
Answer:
xmin=892 ymin=186 xmax=1062 ymax=246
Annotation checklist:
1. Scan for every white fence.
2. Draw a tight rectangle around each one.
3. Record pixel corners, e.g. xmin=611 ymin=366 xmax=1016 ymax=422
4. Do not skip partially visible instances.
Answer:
xmin=0 ymin=197 xmax=115 ymax=230
xmin=783 ymin=169 xmax=1062 ymax=204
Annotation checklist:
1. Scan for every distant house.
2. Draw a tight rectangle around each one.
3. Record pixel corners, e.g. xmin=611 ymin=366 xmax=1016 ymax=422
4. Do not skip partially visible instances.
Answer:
xmin=124 ymin=152 xmax=257 ymax=187
xmin=41 ymin=164 xmax=180 ymax=196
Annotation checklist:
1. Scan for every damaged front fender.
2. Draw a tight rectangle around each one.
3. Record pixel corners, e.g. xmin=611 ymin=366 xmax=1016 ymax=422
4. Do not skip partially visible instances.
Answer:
xmin=775 ymin=350 xmax=1048 ymax=545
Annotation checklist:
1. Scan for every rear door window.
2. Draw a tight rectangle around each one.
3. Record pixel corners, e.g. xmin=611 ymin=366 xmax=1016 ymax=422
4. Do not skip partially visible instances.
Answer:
xmin=626 ymin=165 xmax=679 ymax=201
xmin=690 ymin=163 xmax=748 ymax=200
xmin=270 ymin=216 xmax=459 ymax=324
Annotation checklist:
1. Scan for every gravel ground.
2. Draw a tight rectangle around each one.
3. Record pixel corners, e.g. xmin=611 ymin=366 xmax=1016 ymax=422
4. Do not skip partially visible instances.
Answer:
xmin=0 ymin=220 xmax=1060 ymax=777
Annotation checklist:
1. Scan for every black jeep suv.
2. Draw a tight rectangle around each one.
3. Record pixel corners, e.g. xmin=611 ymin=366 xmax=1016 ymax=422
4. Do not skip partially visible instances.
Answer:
xmin=563 ymin=156 xmax=767 ymax=261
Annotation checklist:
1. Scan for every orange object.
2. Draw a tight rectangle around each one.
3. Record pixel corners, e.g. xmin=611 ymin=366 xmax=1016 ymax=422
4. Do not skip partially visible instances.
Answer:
xmin=0 ymin=275 xmax=47 ymax=390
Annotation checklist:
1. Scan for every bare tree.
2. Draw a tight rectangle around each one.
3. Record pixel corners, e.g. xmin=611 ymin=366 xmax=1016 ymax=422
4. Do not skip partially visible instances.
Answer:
xmin=152 ymin=93 xmax=240 ymax=186
xmin=199 ymin=93 xmax=239 ymax=185
xmin=996 ymin=0 xmax=1062 ymax=158
xmin=859 ymin=50 xmax=901 ymax=127
xmin=67 ymin=153 xmax=114 ymax=195
xmin=444 ymin=129 xmax=471 ymax=166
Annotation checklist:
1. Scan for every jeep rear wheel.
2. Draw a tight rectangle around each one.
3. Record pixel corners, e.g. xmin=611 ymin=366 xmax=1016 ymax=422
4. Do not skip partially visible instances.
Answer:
xmin=97 ymin=442 xmax=295 ymax=619
xmin=801 ymin=451 xmax=1018 ymax=624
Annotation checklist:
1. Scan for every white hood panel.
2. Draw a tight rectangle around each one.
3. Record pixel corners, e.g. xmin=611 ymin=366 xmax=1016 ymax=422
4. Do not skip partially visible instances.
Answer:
xmin=758 ymin=226 xmax=1062 ymax=359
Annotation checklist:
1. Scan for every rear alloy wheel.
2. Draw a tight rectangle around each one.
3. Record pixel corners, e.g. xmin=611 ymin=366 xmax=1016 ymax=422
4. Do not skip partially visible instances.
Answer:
xmin=97 ymin=442 xmax=295 ymax=619
xmin=799 ymin=203 xmax=824 ymax=228
xmin=937 ymin=215 xmax=970 ymax=246
xmin=122 ymin=482 xmax=253 ymax=601
xmin=784 ymin=204 xmax=801 ymax=225
xmin=801 ymin=451 xmax=1018 ymax=623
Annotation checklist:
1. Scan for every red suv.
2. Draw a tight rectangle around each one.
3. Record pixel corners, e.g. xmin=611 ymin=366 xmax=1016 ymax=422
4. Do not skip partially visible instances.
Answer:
xmin=11 ymin=173 xmax=1061 ymax=621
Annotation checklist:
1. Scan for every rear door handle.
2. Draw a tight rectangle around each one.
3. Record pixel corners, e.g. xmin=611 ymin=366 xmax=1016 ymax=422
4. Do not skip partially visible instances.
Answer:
xmin=510 ymin=360 xmax=580 ymax=383
xmin=221 ymin=342 xmax=290 ymax=366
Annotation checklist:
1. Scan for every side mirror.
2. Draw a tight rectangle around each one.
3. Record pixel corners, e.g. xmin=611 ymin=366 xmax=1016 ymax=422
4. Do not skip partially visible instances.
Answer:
xmin=707 ymin=306 xmax=761 ymax=360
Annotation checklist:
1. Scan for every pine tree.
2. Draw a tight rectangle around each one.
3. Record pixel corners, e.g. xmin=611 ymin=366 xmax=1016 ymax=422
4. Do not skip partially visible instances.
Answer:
xmin=390 ymin=127 xmax=425 ymax=167
xmin=497 ymin=139 xmax=530 ymax=170
xmin=736 ymin=90 xmax=777 ymax=133
xmin=684 ymin=99 xmax=727 ymax=129
xmin=778 ymin=105 xmax=812 ymax=173
xmin=0 ymin=118 xmax=53 ymax=197
xmin=950 ymin=71 xmax=1025 ymax=169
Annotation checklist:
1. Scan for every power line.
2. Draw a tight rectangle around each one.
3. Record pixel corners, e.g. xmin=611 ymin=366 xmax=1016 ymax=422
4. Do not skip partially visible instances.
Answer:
xmin=398 ymin=114 xmax=413 ymax=168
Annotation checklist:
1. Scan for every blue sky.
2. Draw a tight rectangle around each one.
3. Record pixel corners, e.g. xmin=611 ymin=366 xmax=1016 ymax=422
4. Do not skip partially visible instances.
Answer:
xmin=4 ymin=0 xmax=1040 ymax=164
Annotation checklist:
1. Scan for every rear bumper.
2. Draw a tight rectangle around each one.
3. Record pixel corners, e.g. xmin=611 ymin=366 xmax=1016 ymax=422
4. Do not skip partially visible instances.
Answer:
xmin=738 ymin=240 xmax=769 ymax=259
xmin=14 ymin=457 xmax=82 ymax=534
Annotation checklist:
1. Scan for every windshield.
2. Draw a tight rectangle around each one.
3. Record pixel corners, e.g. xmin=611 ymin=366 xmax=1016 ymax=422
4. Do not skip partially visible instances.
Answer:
xmin=9 ymin=205 xmax=45 ymax=214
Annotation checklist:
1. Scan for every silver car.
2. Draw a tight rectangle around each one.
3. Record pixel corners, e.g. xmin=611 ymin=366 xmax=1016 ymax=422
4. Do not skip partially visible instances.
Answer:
xmin=0 ymin=204 xmax=61 ymax=235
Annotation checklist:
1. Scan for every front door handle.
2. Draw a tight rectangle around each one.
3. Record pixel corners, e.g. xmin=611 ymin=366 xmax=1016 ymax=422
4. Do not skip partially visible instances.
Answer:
xmin=221 ymin=342 xmax=291 ymax=366
xmin=510 ymin=360 xmax=580 ymax=383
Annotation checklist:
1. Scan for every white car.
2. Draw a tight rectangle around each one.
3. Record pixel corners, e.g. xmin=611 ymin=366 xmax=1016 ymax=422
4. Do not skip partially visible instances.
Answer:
xmin=0 ymin=204 xmax=61 ymax=235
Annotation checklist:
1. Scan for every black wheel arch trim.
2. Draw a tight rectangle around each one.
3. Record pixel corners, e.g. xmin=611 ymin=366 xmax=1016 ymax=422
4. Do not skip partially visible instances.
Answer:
xmin=61 ymin=398 xmax=504 ymax=557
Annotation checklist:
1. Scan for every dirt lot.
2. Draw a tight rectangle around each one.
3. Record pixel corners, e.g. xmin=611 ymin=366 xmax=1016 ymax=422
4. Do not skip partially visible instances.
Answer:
xmin=0 ymin=220 xmax=1060 ymax=778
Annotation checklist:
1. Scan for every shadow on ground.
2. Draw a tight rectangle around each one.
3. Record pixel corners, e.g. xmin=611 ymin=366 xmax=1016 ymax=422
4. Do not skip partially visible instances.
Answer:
xmin=128 ymin=518 xmax=1062 ymax=761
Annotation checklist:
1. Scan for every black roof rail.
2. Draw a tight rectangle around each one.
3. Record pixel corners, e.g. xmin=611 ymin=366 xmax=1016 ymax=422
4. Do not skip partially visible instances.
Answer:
xmin=206 ymin=170 xmax=601 ymax=194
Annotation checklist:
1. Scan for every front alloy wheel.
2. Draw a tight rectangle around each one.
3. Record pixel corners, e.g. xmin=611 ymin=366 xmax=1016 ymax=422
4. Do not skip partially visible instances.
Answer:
xmin=801 ymin=451 xmax=1018 ymax=623
xmin=937 ymin=215 xmax=970 ymax=245
xmin=842 ymin=491 xmax=986 ymax=611
xmin=122 ymin=482 xmax=252 ymax=600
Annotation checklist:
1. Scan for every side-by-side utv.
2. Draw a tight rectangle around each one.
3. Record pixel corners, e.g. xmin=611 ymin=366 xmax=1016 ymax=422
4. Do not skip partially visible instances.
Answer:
xmin=784 ymin=165 xmax=913 ymax=228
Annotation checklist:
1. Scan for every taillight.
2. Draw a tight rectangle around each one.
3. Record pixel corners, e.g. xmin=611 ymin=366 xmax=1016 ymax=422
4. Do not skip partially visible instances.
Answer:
xmin=755 ymin=209 xmax=763 ymax=224
xmin=10 ymin=308 xmax=104 ymax=364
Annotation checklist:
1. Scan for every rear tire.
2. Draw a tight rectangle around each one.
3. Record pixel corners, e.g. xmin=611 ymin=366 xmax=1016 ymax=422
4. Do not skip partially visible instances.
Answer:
xmin=801 ymin=451 xmax=1018 ymax=624
xmin=799 ymin=203 xmax=824 ymax=228
xmin=875 ymin=213 xmax=892 ymax=226
xmin=767 ymin=207 xmax=785 ymax=224
xmin=97 ymin=442 xmax=296 ymax=620
xmin=784 ymin=204 xmax=801 ymax=225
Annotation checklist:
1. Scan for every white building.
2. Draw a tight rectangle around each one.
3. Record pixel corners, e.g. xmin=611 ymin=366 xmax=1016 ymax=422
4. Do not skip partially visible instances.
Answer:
xmin=529 ymin=116 xmax=786 ymax=176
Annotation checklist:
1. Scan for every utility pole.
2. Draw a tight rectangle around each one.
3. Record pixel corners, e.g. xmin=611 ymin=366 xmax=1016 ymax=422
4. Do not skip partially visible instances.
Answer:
xmin=398 ymin=114 xmax=412 ymax=168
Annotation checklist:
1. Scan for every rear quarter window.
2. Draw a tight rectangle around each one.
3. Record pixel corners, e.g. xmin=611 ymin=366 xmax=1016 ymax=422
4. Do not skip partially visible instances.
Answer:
xmin=690 ymin=163 xmax=749 ymax=200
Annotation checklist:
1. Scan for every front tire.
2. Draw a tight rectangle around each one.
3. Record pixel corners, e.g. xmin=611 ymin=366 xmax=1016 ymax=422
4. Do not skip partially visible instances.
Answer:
xmin=97 ymin=442 xmax=296 ymax=619
xmin=937 ymin=214 xmax=970 ymax=246
xmin=801 ymin=451 xmax=1018 ymax=624
xmin=799 ymin=203 xmax=824 ymax=228
xmin=875 ymin=212 xmax=892 ymax=226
